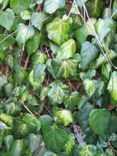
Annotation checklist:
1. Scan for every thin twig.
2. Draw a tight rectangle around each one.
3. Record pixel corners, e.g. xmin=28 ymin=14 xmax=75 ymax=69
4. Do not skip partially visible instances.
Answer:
xmin=24 ymin=55 xmax=30 ymax=69
xmin=19 ymin=100 xmax=36 ymax=117
xmin=108 ymin=141 xmax=117 ymax=154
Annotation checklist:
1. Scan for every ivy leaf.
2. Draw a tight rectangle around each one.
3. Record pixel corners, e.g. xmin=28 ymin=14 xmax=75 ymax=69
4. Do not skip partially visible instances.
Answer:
xmin=31 ymin=51 xmax=48 ymax=67
xmin=78 ymin=103 xmax=94 ymax=130
xmin=28 ymin=134 xmax=42 ymax=153
xmin=42 ymin=124 xmax=68 ymax=153
xmin=16 ymin=23 xmax=35 ymax=48
xmin=77 ymin=144 xmax=97 ymax=156
xmin=20 ymin=10 xmax=31 ymax=21
xmin=48 ymin=81 xmax=70 ymax=105
xmin=83 ymin=79 xmax=98 ymax=97
xmin=56 ymin=39 xmax=76 ymax=59
xmin=0 ymin=113 xmax=13 ymax=127
xmin=0 ymin=34 xmax=15 ymax=50
xmin=46 ymin=18 xmax=72 ymax=45
xmin=26 ymin=32 xmax=43 ymax=55
xmin=47 ymin=59 xmax=78 ymax=79
xmin=4 ymin=135 xmax=13 ymax=151
xmin=75 ymin=18 xmax=96 ymax=44
xmin=107 ymin=71 xmax=117 ymax=104
xmin=10 ymin=0 xmax=30 ymax=14
xmin=10 ymin=139 xmax=26 ymax=156
xmin=112 ymin=0 xmax=117 ymax=18
xmin=80 ymin=41 xmax=99 ymax=70
xmin=44 ymin=0 xmax=65 ymax=14
xmin=86 ymin=0 xmax=103 ymax=17
xmin=34 ymin=64 xmax=46 ymax=80
xmin=31 ymin=12 xmax=48 ymax=30
xmin=92 ymin=50 xmax=117 ymax=69
xmin=76 ymin=0 xmax=88 ymax=8
xmin=64 ymin=91 xmax=80 ymax=110
xmin=29 ymin=69 xmax=45 ymax=90
xmin=0 ymin=74 xmax=7 ymax=87
xmin=0 ymin=0 xmax=9 ymax=10
xmin=0 ymin=8 xmax=15 ymax=30
xmin=54 ymin=109 xmax=73 ymax=126
xmin=95 ymin=18 xmax=116 ymax=41
xmin=89 ymin=109 xmax=111 ymax=137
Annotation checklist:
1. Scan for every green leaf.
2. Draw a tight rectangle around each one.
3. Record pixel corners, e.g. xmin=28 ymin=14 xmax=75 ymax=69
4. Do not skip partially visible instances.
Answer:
xmin=77 ymin=144 xmax=97 ymax=156
xmin=46 ymin=18 xmax=72 ymax=45
xmin=44 ymin=0 xmax=65 ymax=14
xmin=47 ymin=59 xmax=78 ymax=79
xmin=101 ymin=63 xmax=111 ymax=80
xmin=26 ymin=32 xmax=43 ymax=55
xmin=0 ymin=74 xmax=7 ymax=87
xmin=4 ymin=135 xmax=13 ymax=151
xmin=48 ymin=81 xmax=70 ymax=105
xmin=31 ymin=12 xmax=48 ymax=30
xmin=76 ymin=0 xmax=88 ymax=8
xmin=49 ymin=42 xmax=59 ymax=55
xmin=92 ymin=50 xmax=117 ymax=69
xmin=89 ymin=109 xmax=111 ymax=137
xmin=0 ymin=113 xmax=13 ymax=127
xmin=54 ymin=109 xmax=73 ymax=126
xmin=28 ymin=134 xmax=42 ymax=153
xmin=10 ymin=139 xmax=26 ymax=156
xmin=78 ymin=103 xmax=94 ymax=130
xmin=40 ymin=87 xmax=48 ymax=101
xmin=10 ymin=0 xmax=30 ymax=14
xmin=86 ymin=0 xmax=103 ymax=17
xmin=42 ymin=124 xmax=68 ymax=153
xmin=29 ymin=69 xmax=45 ymax=90
xmin=107 ymin=71 xmax=117 ymax=104
xmin=0 ymin=34 xmax=15 ymax=50
xmin=20 ymin=10 xmax=31 ymax=21
xmin=95 ymin=18 xmax=116 ymax=41
xmin=80 ymin=41 xmax=99 ymax=70
xmin=83 ymin=79 xmax=98 ymax=97
xmin=0 ymin=8 xmax=15 ymax=30
xmin=64 ymin=91 xmax=80 ymax=110
xmin=31 ymin=51 xmax=48 ymax=67
xmin=0 ymin=0 xmax=9 ymax=10
xmin=56 ymin=39 xmax=76 ymax=59
xmin=34 ymin=64 xmax=46 ymax=80
xmin=16 ymin=23 xmax=35 ymax=48
xmin=80 ymin=69 xmax=96 ymax=80
xmin=23 ymin=113 xmax=41 ymax=132
xmin=75 ymin=18 xmax=97 ymax=44
xmin=112 ymin=0 xmax=117 ymax=18
xmin=13 ymin=113 xmax=41 ymax=137
xmin=63 ymin=134 xmax=75 ymax=153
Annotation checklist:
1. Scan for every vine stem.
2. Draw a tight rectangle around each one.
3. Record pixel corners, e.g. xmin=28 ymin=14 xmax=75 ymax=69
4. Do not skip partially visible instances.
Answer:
xmin=24 ymin=55 xmax=30 ymax=69
xmin=20 ymin=99 xmax=36 ymax=117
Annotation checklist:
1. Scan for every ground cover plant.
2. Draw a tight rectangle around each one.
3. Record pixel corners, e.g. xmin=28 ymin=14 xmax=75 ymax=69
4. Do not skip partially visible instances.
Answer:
xmin=0 ymin=0 xmax=117 ymax=155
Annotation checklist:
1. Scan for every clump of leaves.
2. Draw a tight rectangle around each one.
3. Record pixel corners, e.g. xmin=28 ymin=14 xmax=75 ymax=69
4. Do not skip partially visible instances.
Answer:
xmin=0 ymin=0 xmax=117 ymax=155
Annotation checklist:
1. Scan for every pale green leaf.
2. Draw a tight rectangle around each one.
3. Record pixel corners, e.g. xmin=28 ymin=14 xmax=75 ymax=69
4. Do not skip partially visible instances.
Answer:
xmin=46 ymin=18 xmax=72 ymax=45
xmin=31 ymin=12 xmax=48 ymax=30
xmin=47 ymin=59 xmax=78 ymax=79
xmin=0 ymin=8 xmax=15 ymax=30
xmin=16 ymin=23 xmax=35 ymax=48
xmin=54 ymin=109 xmax=73 ymax=126
xmin=44 ymin=0 xmax=65 ymax=14
xmin=107 ymin=71 xmax=117 ymax=104
xmin=83 ymin=79 xmax=98 ymax=97
xmin=56 ymin=39 xmax=76 ymax=59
